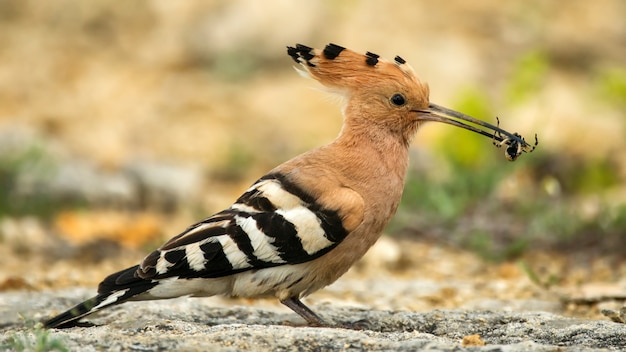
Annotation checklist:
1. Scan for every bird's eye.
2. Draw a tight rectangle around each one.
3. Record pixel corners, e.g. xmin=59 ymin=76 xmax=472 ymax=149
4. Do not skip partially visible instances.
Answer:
xmin=391 ymin=94 xmax=406 ymax=106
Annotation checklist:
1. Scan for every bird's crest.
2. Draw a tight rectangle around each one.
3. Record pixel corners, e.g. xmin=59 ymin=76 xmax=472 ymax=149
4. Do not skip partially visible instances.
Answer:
xmin=287 ymin=43 xmax=429 ymax=105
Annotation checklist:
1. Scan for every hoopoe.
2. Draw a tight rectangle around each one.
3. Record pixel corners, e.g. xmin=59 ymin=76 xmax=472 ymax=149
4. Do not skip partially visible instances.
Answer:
xmin=43 ymin=43 xmax=535 ymax=329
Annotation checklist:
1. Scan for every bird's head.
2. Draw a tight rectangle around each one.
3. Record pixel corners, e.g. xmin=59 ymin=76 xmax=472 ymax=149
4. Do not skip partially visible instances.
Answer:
xmin=287 ymin=43 xmax=536 ymax=157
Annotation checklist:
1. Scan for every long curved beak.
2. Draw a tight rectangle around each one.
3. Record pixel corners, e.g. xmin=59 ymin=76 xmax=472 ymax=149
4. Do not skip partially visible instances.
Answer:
xmin=415 ymin=103 xmax=536 ymax=152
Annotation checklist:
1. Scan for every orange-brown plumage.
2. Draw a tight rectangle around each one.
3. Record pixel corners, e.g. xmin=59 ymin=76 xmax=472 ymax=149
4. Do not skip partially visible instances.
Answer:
xmin=43 ymin=43 xmax=535 ymax=329
xmin=268 ymin=45 xmax=433 ymax=303
xmin=292 ymin=45 xmax=430 ymax=146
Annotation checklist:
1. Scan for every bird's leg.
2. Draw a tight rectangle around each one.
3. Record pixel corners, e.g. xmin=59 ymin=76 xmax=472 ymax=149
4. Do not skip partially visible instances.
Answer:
xmin=280 ymin=297 xmax=327 ymax=327
xmin=280 ymin=297 xmax=370 ymax=330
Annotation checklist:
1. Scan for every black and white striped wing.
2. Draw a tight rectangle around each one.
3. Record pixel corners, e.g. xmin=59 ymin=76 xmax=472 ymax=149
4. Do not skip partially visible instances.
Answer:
xmin=44 ymin=174 xmax=354 ymax=328
xmin=136 ymin=173 xmax=350 ymax=281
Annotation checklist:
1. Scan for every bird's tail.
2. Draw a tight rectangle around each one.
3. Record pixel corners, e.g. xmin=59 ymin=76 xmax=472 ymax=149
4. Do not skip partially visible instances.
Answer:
xmin=43 ymin=265 xmax=157 ymax=329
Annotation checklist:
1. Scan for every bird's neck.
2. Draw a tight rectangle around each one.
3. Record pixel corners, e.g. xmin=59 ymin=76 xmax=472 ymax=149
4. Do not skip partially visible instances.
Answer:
xmin=334 ymin=119 xmax=412 ymax=179
xmin=278 ymin=117 xmax=414 ymax=212
xmin=319 ymin=121 xmax=412 ymax=212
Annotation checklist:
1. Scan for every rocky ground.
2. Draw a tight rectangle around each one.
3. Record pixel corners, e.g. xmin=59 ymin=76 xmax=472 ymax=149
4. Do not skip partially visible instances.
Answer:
xmin=2 ymin=238 xmax=626 ymax=351
xmin=2 ymin=291 xmax=626 ymax=351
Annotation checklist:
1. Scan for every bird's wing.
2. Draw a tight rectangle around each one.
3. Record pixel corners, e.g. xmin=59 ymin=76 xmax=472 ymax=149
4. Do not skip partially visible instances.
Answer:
xmin=133 ymin=173 xmax=363 ymax=282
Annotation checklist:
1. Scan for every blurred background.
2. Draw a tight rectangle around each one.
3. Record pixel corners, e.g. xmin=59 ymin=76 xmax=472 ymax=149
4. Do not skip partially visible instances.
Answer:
xmin=0 ymin=0 xmax=624 ymax=308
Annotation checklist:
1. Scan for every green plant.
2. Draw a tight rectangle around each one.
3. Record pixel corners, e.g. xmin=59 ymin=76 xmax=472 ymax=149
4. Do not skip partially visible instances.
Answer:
xmin=2 ymin=318 xmax=68 ymax=352
xmin=504 ymin=50 xmax=549 ymax=106
xmin=596 ymin=66 xmax=626 ymax=110
xmin=518 ymin=260 xmax=560 ymax=289
xmin=0 ymin=142 xmax=66 ymax=218
xmin=434 ymin=86 xmax=495 ymax=169
xmin=211 ymin=142 xmax=257 ymax=183
xmin=400 ymin=159 xmax=509 ymax=224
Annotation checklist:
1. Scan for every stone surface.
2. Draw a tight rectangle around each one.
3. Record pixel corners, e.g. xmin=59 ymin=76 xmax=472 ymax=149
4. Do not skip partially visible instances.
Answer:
xmin=2 ymin=289 xmax=625 ymax=351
